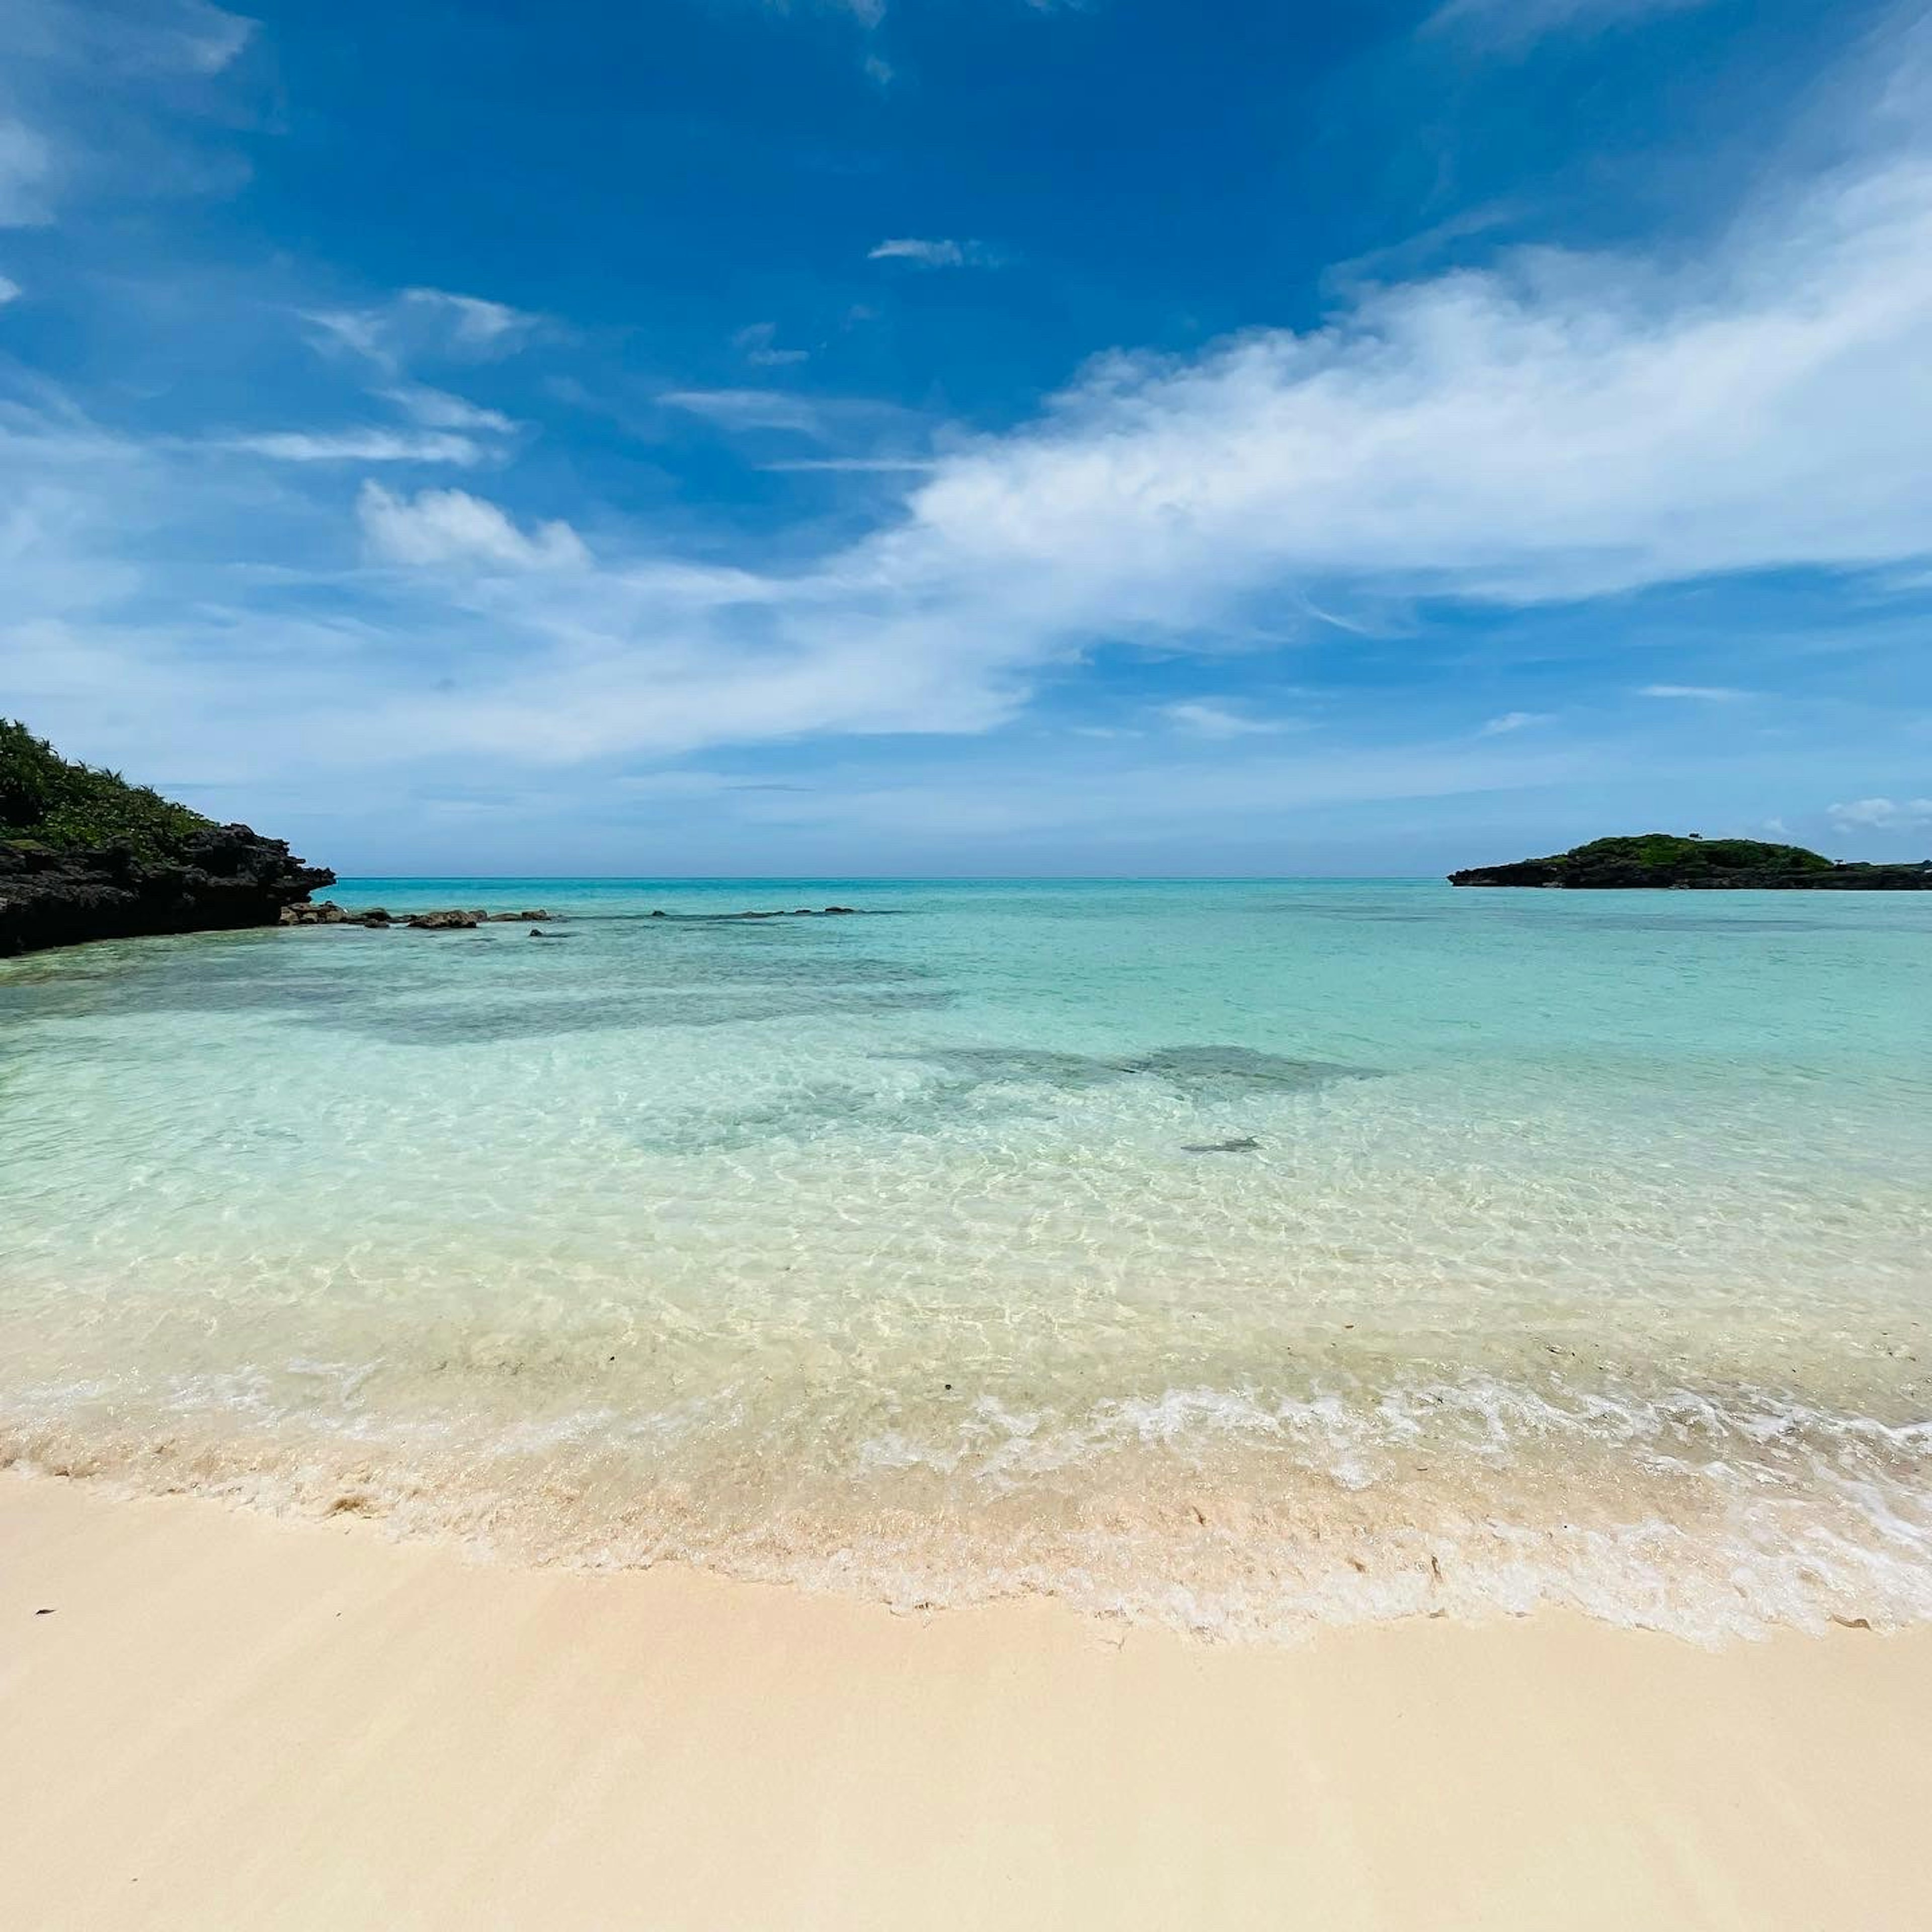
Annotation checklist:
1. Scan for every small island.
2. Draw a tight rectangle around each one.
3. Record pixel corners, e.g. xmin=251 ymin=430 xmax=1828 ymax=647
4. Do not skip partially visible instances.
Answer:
xmin=1450 ymin=833 xmax=1932 ymax=890
xmin=1 ymin=720 xmax=334 ymax=955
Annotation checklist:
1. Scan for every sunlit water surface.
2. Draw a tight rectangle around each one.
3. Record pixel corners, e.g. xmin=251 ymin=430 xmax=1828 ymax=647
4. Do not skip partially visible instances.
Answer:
xmin=3 ymin=878 xmax=1929 ymax=1640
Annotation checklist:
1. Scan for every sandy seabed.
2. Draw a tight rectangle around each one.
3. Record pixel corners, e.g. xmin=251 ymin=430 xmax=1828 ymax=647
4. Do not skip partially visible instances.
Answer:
xmin=4 ymin=1472 xmax=1931 ymax=1932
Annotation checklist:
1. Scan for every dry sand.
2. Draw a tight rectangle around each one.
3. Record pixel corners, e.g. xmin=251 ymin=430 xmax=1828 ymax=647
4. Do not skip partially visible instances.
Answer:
xmin=4 ymin=1473 xmax=1930 ymax=1931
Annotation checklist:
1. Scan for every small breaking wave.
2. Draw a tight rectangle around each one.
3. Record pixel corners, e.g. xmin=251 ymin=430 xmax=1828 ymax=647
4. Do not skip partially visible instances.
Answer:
xmin=7 ymin=1358 xmax=1931 ymax=1647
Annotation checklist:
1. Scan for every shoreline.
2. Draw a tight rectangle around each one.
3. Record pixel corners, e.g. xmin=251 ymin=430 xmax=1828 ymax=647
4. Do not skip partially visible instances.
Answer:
xmin=6 ymin=1473 xmax=1932 ymax=1929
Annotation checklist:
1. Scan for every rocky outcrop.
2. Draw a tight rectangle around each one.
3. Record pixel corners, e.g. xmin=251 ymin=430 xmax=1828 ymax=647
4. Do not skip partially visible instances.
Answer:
xmin=1 ymin=825 xmax=337 ymax=956
xmin=279 ymin=905 xmax=557 ymax=931
xmin=1450 ymin=834 xmax=1932 ymax=890
xmin=647 ymin=906 xmax=863 ymax=920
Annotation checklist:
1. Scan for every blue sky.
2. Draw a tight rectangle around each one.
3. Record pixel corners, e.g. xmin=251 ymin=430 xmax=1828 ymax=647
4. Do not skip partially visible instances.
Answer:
xmin=3 ymin=0 xmax=1930 ymax=874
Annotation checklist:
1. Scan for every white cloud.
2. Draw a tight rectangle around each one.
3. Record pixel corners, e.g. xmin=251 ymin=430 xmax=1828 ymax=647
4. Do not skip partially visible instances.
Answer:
xmin=380 ymin=384 xmax=516 ymax=433
xmin=302 ymin=305 xmax=390 ymax=361
xmin=417 ymin=55 xmax=1932 ymax=769
xmin=0 ymin=118 xmax=55 ymax=227
xmin=0 ymin=5 xmax=259 ymax=228
xmin=733 ymin=321 xmax=810 ymax=369
xmin=400 ymin=287 xmax=534 ymax=353
xmin=761 ymin=456 xmax=936 ymax=473
xmin=0 ymin=1 xmax=254 ymax=76
xmin=1160 ymin=699 xmax=1296 ymax=738
xmin=10 ymin=16 xmax=1932 ymax=806
xmin=155 ymin=1 xmax=254 ymax=76
xmin=358 ymin=483 xmax=590 ymax=571
xmin=1479 ymin=710 xmax=1552 ymax=734
xmin=222 ymin=429 xmax=487 ymax=464
xmin=0 ymin=274 xmax=20 ymax=304
xmin=867 ymin=237 xmax=1001 ymax=269
xmin=877 ymin=97 xmax=1932 ymax=623
xmin=1637 ymin=685 xmax=1754 ymax=701
xmin=1827 ymin=796 xmax=1932 ymax=830
xmin=1430 ymin=0 xmax=1711 ymax=45
xmin=659 ymin=388 xmax=825 ymax=434
xmin=302 ymin=288 xmax=537 ymax=371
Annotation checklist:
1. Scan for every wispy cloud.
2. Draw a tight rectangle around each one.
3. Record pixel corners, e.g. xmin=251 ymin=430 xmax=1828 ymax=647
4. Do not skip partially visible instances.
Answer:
xmin=303 ymin=288 xmax=539 ymax=371
xmin=0 ymin=273 xmax=20 ymax=304
xmin=867 ymin=237 xmax=1002 ymax=269
xmin=359 ymin=482 xmax=589 ymax=570
xmin=760 ymin=456 xmax=936 ymax=473
xmin=659 ymin=387 xmax=826 ymax=434
xmin=1429 ymin=0 xmax=1713 ymax=48
xmin=0 ymin=118 xmax=54 ymax=227
xmin=218 ymin=429 xmax=489 ymax=464
xmin=1161 ymin=700 xmax=1298 ymax=738
xmin=1479 ymin=710 xmax=1552 ymax=734
xmin=1827 ymin=795 xmax=1932 ymax=830
xmin=733 ymin=321 xmax=810 ymax=369
xmin=0 ymin=0 xmax=255 ymax=77
xmin=401 ymin=287 xmax=533 ymax=353
xmin=0 ymin=3 xmax=259 ymax=227
xmin=1637 ymin=685 xmax=1754 ymax=702
xmin=379 ymin=385 xmax=516 ymax=434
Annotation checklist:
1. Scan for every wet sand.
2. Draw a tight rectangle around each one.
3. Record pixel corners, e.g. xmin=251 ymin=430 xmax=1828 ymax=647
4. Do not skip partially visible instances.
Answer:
xmin=4 ymin=1473 xmax=1930 ymax=1931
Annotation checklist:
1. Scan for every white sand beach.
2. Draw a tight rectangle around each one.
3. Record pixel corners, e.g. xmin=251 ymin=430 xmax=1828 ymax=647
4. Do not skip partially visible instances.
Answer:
xmin=5 ymin=1473 xmax=1930 ymax=1932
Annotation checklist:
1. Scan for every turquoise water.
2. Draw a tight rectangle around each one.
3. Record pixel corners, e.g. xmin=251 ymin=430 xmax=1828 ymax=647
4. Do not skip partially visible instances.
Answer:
xmin=3 ymin=878 xmax=1930 ymax=1639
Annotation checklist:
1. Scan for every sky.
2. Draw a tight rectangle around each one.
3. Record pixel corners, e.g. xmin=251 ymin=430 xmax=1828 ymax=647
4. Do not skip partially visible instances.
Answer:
xmin=3 ymin=0 xmax=1931 ymax=875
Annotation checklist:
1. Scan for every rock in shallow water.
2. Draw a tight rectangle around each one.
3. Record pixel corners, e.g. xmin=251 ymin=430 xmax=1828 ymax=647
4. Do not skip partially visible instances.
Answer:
xmin=1 ymin=825 xmax=335 ymax=956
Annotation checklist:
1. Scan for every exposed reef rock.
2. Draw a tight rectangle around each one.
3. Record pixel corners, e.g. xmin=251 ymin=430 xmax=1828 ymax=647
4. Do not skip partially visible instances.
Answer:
xmin=279 ymin=905 xmax=558 ymax=931
xmin=1450 ymin=834 xmax=1932 ymax=890
xmin=2 ymin=824 xmax=336 ymax=956
xmin=2 ymin=719 xmax=334 ymax=956
xmin=647 ymin=905 xmax=863 ymax=920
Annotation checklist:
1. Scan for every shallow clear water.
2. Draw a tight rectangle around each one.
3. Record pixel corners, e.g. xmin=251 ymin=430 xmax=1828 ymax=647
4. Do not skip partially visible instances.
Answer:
xmin=4 ymin=878 xmax=1930 ymax=1640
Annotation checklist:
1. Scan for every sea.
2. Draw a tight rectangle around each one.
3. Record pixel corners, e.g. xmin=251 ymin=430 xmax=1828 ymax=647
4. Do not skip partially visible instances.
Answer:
xmin=3 ymin=878 xmax=1929 ymax=1642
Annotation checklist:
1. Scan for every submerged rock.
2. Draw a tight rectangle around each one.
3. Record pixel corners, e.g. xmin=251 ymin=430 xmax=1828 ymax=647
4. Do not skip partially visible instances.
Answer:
xmin=891 ymin=1043 xmax=1370 ymax=1098
xmin=1181 ymin=1136 xmax=1262 ymax=1154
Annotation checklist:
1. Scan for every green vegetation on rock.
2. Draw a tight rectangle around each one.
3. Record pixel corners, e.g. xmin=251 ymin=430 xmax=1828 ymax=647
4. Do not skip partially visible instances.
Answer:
xmin=2 ymin=721 xmax=333 ymax=955
xmin=1450 ymin=832 xmax=1930 ymax=890
xmin=0 ymin=718 xmax=213 ymax=862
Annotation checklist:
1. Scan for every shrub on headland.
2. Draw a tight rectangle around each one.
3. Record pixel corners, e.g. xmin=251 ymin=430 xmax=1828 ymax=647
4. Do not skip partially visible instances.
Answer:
xmin=0 ymin=719 xmax=213 ymax=861
xmin=1 ymin=722 xmax=334 ymax=955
